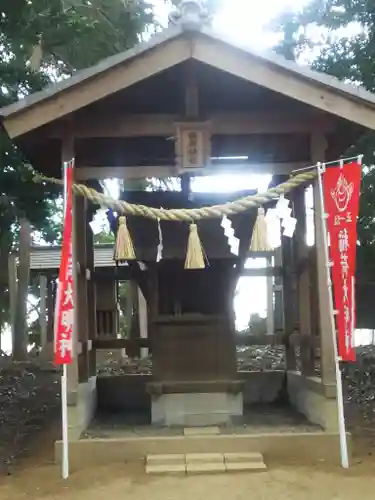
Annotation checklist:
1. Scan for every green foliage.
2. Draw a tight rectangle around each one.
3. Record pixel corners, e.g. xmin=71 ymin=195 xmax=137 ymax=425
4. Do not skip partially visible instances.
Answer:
xmin=0 ymin=0 xmax=157 ymax=335
xmin=0 ymin=0 xmax=155 ymax=75
xmin=272 ymin=0 xmax=375 ymax=277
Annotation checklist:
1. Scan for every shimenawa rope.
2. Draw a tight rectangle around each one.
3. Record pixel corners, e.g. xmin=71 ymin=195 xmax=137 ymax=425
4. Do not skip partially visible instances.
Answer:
xmin=33 ymin=171 xmax=317 ymax=222
xmin=33 ymin=170 xmax=317 ymax=268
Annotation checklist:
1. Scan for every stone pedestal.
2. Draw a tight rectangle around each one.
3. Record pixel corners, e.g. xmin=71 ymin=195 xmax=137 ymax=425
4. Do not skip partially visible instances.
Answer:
xmin=150 ymin=391 xmax=243 ymax=426
xmin=149 ymin=314 xmax=243 ymax=426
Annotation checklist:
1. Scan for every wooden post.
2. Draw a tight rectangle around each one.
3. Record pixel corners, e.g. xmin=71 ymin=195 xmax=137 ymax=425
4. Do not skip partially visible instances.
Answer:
xmin=39 ymin=274 xmax=47 ymax=350
xmin=179 ymin=60 xmax=197 ymax=197
xmin=311 ymin=133 xmax=335 ymax=385
xmin=128 ymin=281 xmax=140 ymax=358
xmin=266 ymin=254 xmax=274 ymax=335
xmin=86 ymin=207 xmax=97 ymax=377
xmin=147 ymin=264 xmax=158 ymax=355
xmin=138 ymin=286 xmax=148 ymax=359
xmin=274 ymin=246 xmax=284 ymax=334
xmin=309 ymin=247 xmax=320 ymax=368
xmin=293 ymin=186 xmax=314 ymax=375
xmin=281 ymin=231 xmax=297 ymax=371
xmin=74 ymin=195 xmax=89 ymax=383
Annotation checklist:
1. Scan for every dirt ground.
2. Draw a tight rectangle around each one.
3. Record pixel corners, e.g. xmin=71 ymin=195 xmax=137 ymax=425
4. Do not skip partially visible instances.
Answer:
xmin=1 ymin=442 xmax=375 ymax=500
xmin=2 ymin=349 xmax=375 ymax=499
xmin=0 ymin=410 xmax=374 ymax=500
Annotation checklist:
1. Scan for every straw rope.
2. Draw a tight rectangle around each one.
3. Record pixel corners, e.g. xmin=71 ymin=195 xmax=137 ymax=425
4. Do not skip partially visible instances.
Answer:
xmin=33 ymin=171 xmax=317 ymax=222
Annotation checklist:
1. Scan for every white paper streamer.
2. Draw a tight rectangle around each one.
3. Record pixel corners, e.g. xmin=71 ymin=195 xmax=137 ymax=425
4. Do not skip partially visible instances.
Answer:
xmin=275 ymin=194 xmax=292 ymax=220
xmin=221 ymin=215 xmax=240 ymax=256
xmin=156 ymin=217 xmax=163 ymax=262
xmin=282 ymin=216 xmax=297 ymax=238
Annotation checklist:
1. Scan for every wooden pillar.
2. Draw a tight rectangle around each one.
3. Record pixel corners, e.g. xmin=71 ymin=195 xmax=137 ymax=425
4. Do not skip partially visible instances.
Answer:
xmin=311 ymin=133 xmax=335 ymax=385
xmin=309 ymin=247 xmax=320 ymax=368
xmin=39 ymin=274 xmax=47 ymax=350
xmin=128 ymin=281 xmax=140 ymax=358
xmin=74 ymin=195 xmax=89 ymax=383
xmin=266 ymin=254 xmax=274 ymax=335
xmin=86 ymin=207 xmax=97 ymax=377
xmin=147 ymin=264 xmax=158 ymax=355
xmin=274 ymin=245 xmax=284 ymax=336
xmin=293 ymin=186 xmax=314 ymax=375
xmin=179 ymin=60 xmax=197 ymax=198
xmin=281 ymin=231 xmax=297 ymax=371
xmin=138 ymin=286 xmax=148 ymax=359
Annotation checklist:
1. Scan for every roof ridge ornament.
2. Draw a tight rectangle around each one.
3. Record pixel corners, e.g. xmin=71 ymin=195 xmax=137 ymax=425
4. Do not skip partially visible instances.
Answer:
xmin=168 ymin=0 xmax=210 ymax=31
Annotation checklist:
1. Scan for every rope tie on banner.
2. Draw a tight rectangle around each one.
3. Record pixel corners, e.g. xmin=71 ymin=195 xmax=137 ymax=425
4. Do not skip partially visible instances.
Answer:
xmin=33 ymin=170 xmax=317 ymax=268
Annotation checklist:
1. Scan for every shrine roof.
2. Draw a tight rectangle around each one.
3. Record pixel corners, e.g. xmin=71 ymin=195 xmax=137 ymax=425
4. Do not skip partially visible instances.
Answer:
xmin=2 ymin=22 xmax=375 ymax=138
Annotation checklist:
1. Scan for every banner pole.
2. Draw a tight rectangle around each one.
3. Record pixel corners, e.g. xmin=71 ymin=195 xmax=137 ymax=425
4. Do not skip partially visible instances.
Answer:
xmin=316 ymin=162 xmax=349 ymax=469
xmin=61 ymin=363 xmax=69 ymax=479
xmin=61 ymin=161 xmax=69 ymax=480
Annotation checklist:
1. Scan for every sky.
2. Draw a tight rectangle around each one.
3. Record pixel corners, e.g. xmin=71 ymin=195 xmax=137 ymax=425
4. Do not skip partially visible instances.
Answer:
xmin=152 ymin=0 xmax=309 ymax=50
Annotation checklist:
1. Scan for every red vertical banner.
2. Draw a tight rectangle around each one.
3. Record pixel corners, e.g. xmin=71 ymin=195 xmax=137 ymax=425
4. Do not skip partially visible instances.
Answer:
xmin=323 ymin=161 xmax=362 ymax=362
xmin=54 ymin=162 xmax=74 ymax=365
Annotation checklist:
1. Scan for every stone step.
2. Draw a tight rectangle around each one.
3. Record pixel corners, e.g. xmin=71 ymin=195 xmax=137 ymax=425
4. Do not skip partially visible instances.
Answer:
xmin=224 ymin=452 xmax=267 ymax=472
xmin=185 ymin=453 xmax=224 ymax=464
xmin=146 ymin=452 xmax=267 ymax=475
xmin=183 ymin=426 xmax=220 ymax=436
xmin=224 ymin=452 xmax=264 ymax=463
xmin=146 ymin=454 xmax=185 ymax=467
xmin=146 ymin=463 xmax=186 ymax=475
xmin=225 ymin=462 xmax=267 ymax=472
xmin=146 ymin=454 xmax=186 ymax=474
xmin=187 ymin=462 xmax=226 ymax=474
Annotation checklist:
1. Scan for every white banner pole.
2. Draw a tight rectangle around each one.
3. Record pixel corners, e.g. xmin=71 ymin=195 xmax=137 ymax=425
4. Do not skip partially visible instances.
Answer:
xmin=61 ymin=363 xmax=69 ymax=479
xmin=61 ymin=161 xmax=69 ymax=480
xmin=316 ymin=162 xmax=349 ymax=469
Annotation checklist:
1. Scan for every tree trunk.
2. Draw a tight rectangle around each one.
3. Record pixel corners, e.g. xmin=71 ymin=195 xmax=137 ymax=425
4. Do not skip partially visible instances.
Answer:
xmin=0 ymin=228 xmax=12 ymax=352
xmin=13 ymin=218 xmax=31 ymax=360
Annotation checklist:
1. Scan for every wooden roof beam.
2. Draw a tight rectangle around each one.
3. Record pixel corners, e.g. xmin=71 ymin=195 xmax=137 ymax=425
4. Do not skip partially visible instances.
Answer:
xmin=44 ymin=112 xmax=337 ymax=139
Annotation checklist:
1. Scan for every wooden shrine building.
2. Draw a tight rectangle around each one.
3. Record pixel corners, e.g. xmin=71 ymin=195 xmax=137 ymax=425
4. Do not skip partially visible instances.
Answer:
xmin=3 ymin=1 xmax=375 ymax=464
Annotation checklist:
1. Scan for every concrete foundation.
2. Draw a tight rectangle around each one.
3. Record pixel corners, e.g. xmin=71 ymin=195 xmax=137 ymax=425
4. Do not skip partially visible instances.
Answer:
xmin=96 ymin=371 xmax=286 ymax=413
xmin=55 ymin=431 xmax=351 ymax=469
xmin=55 ymin=370 xmax=350 ymax=468
xmin=287 ymin=371 xmax=338 ymax=432
xmin=68 ymin=376 xmax=97 ymax=439
xmin=151 ymin=392 xmax=243 ymax=426
xmin=63 ymin=370 xmax=341 ymax=439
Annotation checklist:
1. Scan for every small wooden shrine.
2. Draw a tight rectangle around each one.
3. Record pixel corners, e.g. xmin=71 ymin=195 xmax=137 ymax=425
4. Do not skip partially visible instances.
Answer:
xmin=3 ymin=1 xmax=375 ymax=456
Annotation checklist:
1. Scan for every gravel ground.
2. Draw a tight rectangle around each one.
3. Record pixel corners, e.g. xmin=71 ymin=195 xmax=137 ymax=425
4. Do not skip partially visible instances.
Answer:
xmin=0 ymin=360 xmax=60 ymax=474
xmin=96 ymin=346 xmax=287 ymax=376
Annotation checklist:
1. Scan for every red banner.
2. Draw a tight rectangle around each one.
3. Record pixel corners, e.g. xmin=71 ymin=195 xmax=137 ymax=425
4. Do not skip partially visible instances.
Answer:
xmin=323 ymin=161 xmax=361 ymax=362
xmin=54 ymin=162 xmax=74 ymax=365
